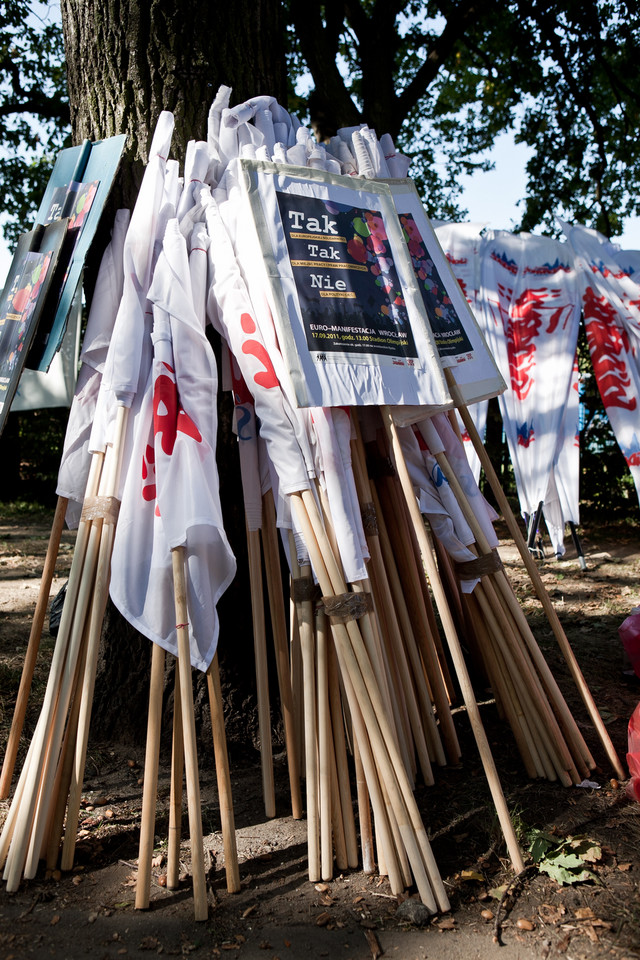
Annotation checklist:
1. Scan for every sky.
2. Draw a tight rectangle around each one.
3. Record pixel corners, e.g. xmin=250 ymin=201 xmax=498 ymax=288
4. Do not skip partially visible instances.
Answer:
xmin=457 ymin=130 xmax=640 ymax=249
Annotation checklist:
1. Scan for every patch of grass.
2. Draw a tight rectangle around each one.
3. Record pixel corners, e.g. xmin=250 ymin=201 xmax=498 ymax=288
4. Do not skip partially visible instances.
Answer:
xmin=0 ymin=500 xmax=53 ymax=522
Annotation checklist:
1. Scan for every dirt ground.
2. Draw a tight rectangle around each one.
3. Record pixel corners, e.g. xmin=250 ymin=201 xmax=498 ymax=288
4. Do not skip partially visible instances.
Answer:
xmin=0 ymin=505 xmax=639 ymax=960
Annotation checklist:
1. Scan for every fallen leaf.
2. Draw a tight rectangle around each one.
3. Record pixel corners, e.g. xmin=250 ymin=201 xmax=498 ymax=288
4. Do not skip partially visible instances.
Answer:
xmin=618 ymin=862 xmax=632 ymax=871
xmin=151 ymin=854 xmax=164 ymax=868
xmin=314 ymin=882 xmax=330 ymax=893
xmin=435 ymin=917 xmax=456 ymax=930
xmin=574 ymin=907 xmax=595 ymax=920
xmin=538 ymin=903 xmax=565 ymax=923
xmin=488 ymin=884 xmax=508 ymax=899
xmin=460 ymin=869 xmax=484 ymax=882
xmin=584 ymin=925 xmax=599 ymax=943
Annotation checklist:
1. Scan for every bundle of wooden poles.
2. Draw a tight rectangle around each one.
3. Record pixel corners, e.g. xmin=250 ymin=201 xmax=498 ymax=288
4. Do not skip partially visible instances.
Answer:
xmin=0 ymin=362 xmax=625 ymax=921
xmin=239 ymin=391 xmax=625 ymax=900
xmin=0 ymin=414 xmax=240 ymax=921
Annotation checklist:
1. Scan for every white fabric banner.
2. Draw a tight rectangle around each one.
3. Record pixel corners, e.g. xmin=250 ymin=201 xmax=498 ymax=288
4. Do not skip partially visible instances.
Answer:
xmin=308 ymin=406 xmax=369 ymax=583
xmin=433 ymin=222 xmax=489 ymax=482
xmin=560 ymin=220 xmax=640 ymax=503
xmin=478 ymin=231 xmax=581 ymax=526
xmin=203 ymin=192 xmax=312 ymax=496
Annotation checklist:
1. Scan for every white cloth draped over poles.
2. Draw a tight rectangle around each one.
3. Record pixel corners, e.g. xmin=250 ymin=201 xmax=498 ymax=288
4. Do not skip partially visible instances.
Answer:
xmin=56 ymin=208 xmax=130 ymax=527
xmin=559 ymin=220 xmax=640 ymax=504
xmin=437 ymin=219 xmax=640 ymax=543
xmin=109 ymin=219 xmax=236 ymax=672
xmin=305 ymin=406 xmax=369 ymax=584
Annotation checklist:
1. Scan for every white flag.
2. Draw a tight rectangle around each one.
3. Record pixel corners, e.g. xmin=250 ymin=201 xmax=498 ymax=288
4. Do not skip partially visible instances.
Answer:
xmin=110 ymin=220 xmax=236 ymax=671
xmin=478 ymin=230 xmax=581 ymax=521
xmin=560 ymin=220 xmax=640 ymax=504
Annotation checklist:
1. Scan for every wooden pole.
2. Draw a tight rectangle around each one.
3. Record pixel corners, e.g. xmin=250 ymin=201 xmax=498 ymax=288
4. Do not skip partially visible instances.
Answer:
xmin=327 ymin=638 xmax=359 ymax=869
xmin=206 ymin=654 xmax=241 ymax=894
xmin=4 ymin=412 xmax=124 ymax=889
xmin=167 ymin=663 xmax=184 ymax=890
xmin=135 ymin=643 xmax=166 ymax=910
xmin=292 ymin=489 xmax=449 ymax=912
xmin=261 ymin=490 xmax=302 ymax=819
xmin=288 ymin=538 xmax=321 ymax=883
xmin=444 ymin=367 xmax=625 ymax=780
xmin=417 ymin=414 xmax=593 ymax=781
xmin=61 ymin=499 xmax=122 ymax=870
xmin=246 ymin=524 xmax=276 ymax=819
xmin=171 ymin=546 xmax=208 ymax=922
xmin=0 ymin=495 xmax=69 ymax=798
xmin=316 ymin=606 xmax=333 ymax=880
xmin=22 ymin=408 xmax=127 ymax=882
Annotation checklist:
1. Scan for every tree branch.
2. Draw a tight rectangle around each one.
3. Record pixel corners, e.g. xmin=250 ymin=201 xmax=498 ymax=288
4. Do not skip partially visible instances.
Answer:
xmin=396 ymin=0 xmax=488 ymax=120
xmin=0 ymin=95 xmax=70 ymax=125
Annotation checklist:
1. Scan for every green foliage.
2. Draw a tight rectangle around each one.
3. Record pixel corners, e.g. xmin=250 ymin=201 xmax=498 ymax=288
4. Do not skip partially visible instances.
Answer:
xmin=0 ymin=1 xmax=70 ymax=249
xmin=289 ymin=1 xmax=640 ymax=238
xmin=528 ymin=828 xmax=602 ymax=886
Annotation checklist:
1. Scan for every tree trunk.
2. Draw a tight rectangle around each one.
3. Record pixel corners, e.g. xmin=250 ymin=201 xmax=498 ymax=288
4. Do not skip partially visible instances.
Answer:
xmin=59 ymin=0 xmax=287 ymax=751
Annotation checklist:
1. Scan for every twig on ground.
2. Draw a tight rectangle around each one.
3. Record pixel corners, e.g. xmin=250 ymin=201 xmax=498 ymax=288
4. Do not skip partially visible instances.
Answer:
xmin=493 ymin=864 xmax=537 ymax=945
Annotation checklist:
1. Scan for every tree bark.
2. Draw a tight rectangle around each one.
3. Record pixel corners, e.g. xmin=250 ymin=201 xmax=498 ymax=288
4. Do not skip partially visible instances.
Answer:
xmin=61 ymin=0 xmax=286 ymax=185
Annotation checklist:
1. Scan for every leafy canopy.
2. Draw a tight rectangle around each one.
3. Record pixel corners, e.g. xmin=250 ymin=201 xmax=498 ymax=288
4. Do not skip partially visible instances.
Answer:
xmin=0 ymin=0 xmax=69 ymax=248
xmin=287 ymin=0 xmax=640 ymax=237
xmin=1 ymin=0 xmax=639 ymax=248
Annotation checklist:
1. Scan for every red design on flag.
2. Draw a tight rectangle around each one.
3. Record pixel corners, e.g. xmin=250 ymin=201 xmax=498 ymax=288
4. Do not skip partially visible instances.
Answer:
xmin=153 ymin=364 xmax=202 ymax=459
xmin=142 ymin=444 xmax=156 ymax=502
xmin=239 ymin=312 xmax=280 ymax=390
xmin=507 ymin=287 xmax=573 ymax=400
xmin=583 ymin=287 xmax=637 ymax=411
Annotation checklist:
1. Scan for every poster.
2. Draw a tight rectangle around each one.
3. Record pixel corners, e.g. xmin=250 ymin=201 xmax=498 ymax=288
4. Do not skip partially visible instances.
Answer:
xmin=386 ymin=179 xmax=505 ymax=412
xmin=0 ymin=217 xmax=69 ymax=434
xmin=275 ymin=191 xmax=420 ymax=364
xmin=239 ymin=159 xmax=451 ymax=411
xmin=27 ymin=134 xmax=126 ymax=371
